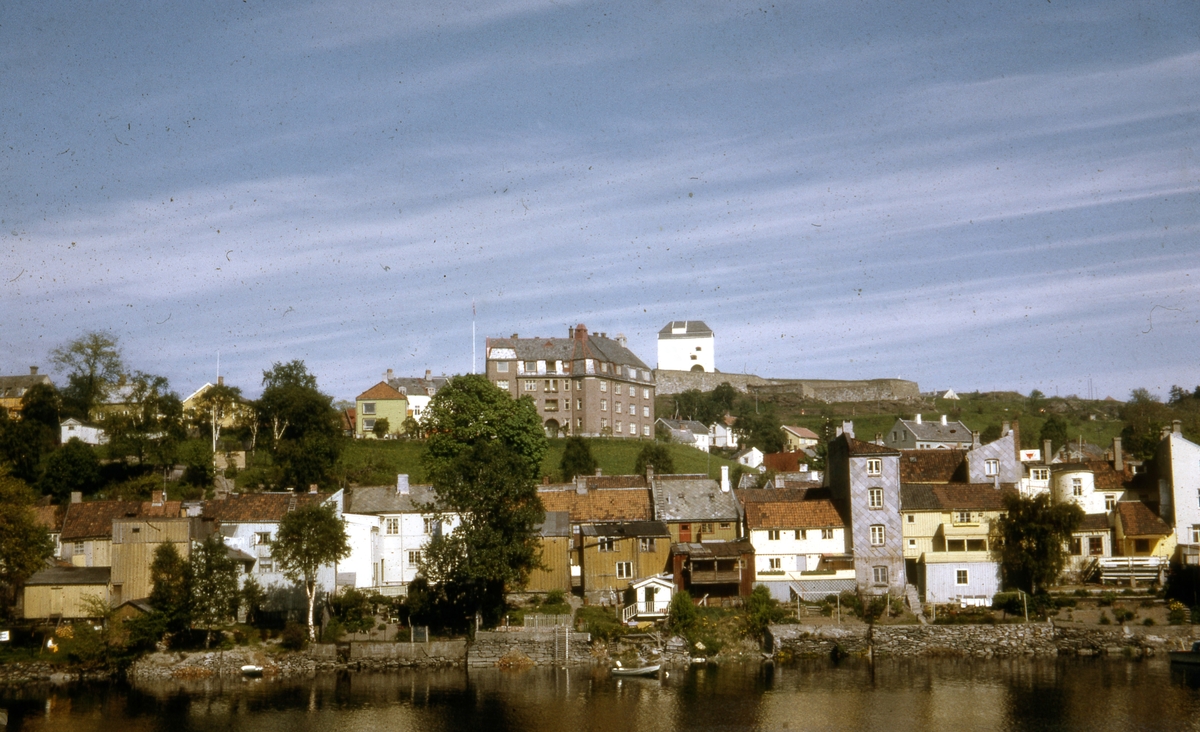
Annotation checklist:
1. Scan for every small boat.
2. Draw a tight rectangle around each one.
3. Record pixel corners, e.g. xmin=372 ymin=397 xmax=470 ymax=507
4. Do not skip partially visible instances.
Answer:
xmin=240 ymin=665 xmax=264 ymax=677
xmin=1169 ymin=641 xmax=1200 ymax=666
xmin=611 ymin=663 xmax=660 ymax=677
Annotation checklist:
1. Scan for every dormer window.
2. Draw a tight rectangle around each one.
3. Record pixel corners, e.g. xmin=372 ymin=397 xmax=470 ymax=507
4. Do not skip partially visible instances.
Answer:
xmin=985 ymin=459 xmax=999 ymax=477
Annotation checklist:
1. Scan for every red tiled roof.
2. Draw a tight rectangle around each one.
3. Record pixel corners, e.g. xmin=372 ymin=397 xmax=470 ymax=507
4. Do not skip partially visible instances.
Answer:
xmin=736 ymin=487 xmax=819 ymax=505
xmin=763 ymin=452 xmax=803 ymax=472
xmin=203 ymin=492 xmax=325 ymax=523
xmin=538 ymin=485 xmax=652 ymax=523
xmin=60 ymin=499 xmax=184 ymax=541
xmin=745 ymin=498 xmax=846 ymax=530
xmin=899 ymin=450 xmax=966 ymax=483
xmin=356 ymin=382 xmax=406 ymax=401
xmin=33 ymin=504 xmax=65 ymax=532
xmin=1116 ymin=501 xmax=1171 ymax=537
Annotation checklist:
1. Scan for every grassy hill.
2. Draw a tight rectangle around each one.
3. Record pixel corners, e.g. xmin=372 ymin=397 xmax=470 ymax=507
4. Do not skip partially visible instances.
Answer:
xmin=329 ymin=437 xmax=737 ymax=487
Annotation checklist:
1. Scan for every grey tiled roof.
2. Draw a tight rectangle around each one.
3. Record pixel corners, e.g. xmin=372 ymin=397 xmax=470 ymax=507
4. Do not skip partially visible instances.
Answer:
xmin=0 ymin=372 xmax=52 ymax=397
xmin=657 ymin=320 xmax=713 ymax=338
xmin=487 ymin=332 xmax=651 ymax=371
xmin=897 ymin=418 xmax=972 ymax=443
xmin=538 ymin=511 xmax=571 ymax=537
xmin=658 ymin=419 xmax=708 ymax=436
xmin=387 ymin=376 xmax=448 ymax=396
xmin=343 ymin=484 xmax=439 ymax=514
xmin=26 ymin=566 xmax=111 ymax=586
xmin=651 ymin=476 xmax=739 ymax=522
xmin=581 ymin=521 xmax=670 ymax=538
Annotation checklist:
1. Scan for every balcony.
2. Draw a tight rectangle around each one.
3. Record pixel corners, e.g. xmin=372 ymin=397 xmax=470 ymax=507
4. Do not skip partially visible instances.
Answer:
xmin=688 ymin=569 xmax=742 ymax=584
xmin=621 ymin=600 xmax=670 ymax=622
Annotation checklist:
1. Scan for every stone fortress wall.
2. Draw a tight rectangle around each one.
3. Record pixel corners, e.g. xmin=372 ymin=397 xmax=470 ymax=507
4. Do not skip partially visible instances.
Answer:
xmin=654 ymin=369 xmax=920 ymax=403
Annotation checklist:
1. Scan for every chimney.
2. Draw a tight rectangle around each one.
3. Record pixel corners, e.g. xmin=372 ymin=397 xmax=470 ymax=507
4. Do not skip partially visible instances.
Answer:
xmin=71 ymin=491 xmax=82 ymax=504
xmin=1113 ymin=437 xmax=1123 ymax=472
xmin=601 ymin=332 xmax=607 ymax=338
xmin=309 ymin=484 xmax=319 ymax=494
xmin=1002 ymin=421 xmax=1011 ymax=436
xmin=1043 ymin=439 xmax=1053 ymax=463
xmin=397 ymin=474 xmax=409 ymax=495
xmin=1011 ymin=421 xmax=1021 ymax=461
xmin=595 ymin=467 xmax=603 ymax=477
xmin=874 ymin=433 xmax=883 ymax=446
xmin=30 ymin=366 xmax=38 ymax=375
xmin=841 ymin=421 xmax=855 ymax=439
xmin=576 ymin=475 xmax=588 ymax=495
xmin=217 ymin=375 xmax=224 ymax=386
xmin=152 ymin=490 xmax=164 ymax=506
xmin=511 ymin=333 xmax=519 ymax=339
xmin=1161 ymin=425 xmax=1173 ymax=439
xmin=646 ymin=465 xmax=654 ymax=483
xmin=616 ymin=333 xmax=627 ymax=348
xmin=915 ymin=414 xmax=922 ymax=425
xmin=425 ymin=369 xmax=432 ymax=381
xmin=1174 ymin=420 xmax=1183 ymax=435
xmin=386 ymin=368 xmax=394 ymax=381
xmin=940 ymin=414 xmax=947 ymax=426
xmin=720 ymin=465 xmax=730 ymax=493
xmin=972 ymin=431 xmax=981 ymax=449
xmin=574 ymin=324 xmax=588 ymax=343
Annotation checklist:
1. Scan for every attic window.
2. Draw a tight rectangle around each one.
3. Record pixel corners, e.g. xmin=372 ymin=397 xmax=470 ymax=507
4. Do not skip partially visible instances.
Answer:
xmin=131 ymin=527 xmax=140 ymax=533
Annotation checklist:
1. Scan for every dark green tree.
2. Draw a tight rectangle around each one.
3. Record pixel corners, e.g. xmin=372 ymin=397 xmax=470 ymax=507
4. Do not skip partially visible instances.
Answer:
xmin=1039 ymin=414 xmax=1071 ymax=455
xmin=189 ymin=535 xmax=240 ymax=646
xmin=993 ymin=493 xmax=1083 ymax=594
xmin=1120 ymin=388 xmax=1175 ymax=459
xmin=634 ymin=442 xmax=675 ymax=475
xmin=258 ymin=361 xmax=341 ymax=489
xmin=0 ymin=410 xmax=44 ymax=484
xmin=240 ymin=575 xmax=267 ymax=625
xmin=272 ymin=503 xmax=350 ymax=640
xmin=38 ymin=437 xmax=102 ymax=502
xmin=372 ymin=417 xmax=391 ymax=439
xmin=711 ymin=382 xmax=738 ymax=415
xmin=559 ymin=436 xmax=597 ymax=481
xmin=0 ymin=470 xmax=55 ymax=618
xmin=733 ymin=398 xmax=784 ymax=453
xmin=51 ymin=331 xmax=124 ymax=420
xmin=20 ymin=382 xmax=62 ymax=449
xmin=149 ymin=542 xmax=192 ymax=637
xmin=105 ymin=372 xmax=185 ymax=469
xmin=423 ymin=375 xmax=548 ymax=479
xmin=667 ymin=589 xmax=697 ymax=634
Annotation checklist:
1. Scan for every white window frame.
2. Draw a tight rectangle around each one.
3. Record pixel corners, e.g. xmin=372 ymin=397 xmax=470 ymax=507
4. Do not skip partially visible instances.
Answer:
xmin=362 ymin=402 xmax=376 ymax=415
xmin=639 ymin=537 xmax=656 ymax=552
xmin=956 ymin=569 xmax=969 ymax=585
xmin=496 ymin=361 xmax=509 ymax=372
xmin=385 ymin=518 xmax=399 ymax=535
xmin=866 ymin=459 xmax=882 ymax=476
xmin=1031 ymin=468 xmax=1049 ymax=481
xmin=598 ymin=537 xmax=616 ymax=552
xmin=768 ymin=557 xmax=782 ymax=570
xmin=768 ymin=529 xmax=781 ymax=541
xmin=600 ymin=381 xmax=608 ymax=392
xmin=407 ymin=550 xmax=422 ymax=567
xmin=643 ymin=424 xmax=650 ymax=436
xmin=872 ymin=566 xmax=888 ymax=585
xmin=868 ymin=488 xmax=883 ymax=509
xmin=985 ymin=459 xmax=999 ymax=477
xmin=1191 ymin=525 xmax=1200 ymax=544
xmin=870 ymin=524 xmax=885 ymax=546
xmin=524 ymin=380 xmax=537 ymax=392
xmin=822 ymin=528 xmax=834 ymax=540
xmin=616 ymin=561 xmax=633 ymax=579
xmin=423 ymin=517 xmax=437 ymax=535
xmin=1072 ymin=477 xmax=1083 ymax=496
xmin=496 ymin=380 xmax=509 ymax=390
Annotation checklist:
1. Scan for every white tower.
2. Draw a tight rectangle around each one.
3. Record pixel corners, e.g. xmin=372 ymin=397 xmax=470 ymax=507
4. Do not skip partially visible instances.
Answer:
xmin=657 ymin=320 xmax=715 ymax=372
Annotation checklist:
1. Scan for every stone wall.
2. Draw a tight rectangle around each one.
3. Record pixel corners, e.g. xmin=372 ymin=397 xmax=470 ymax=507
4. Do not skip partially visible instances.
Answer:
xmin=468 ymin=628 xmax=593 ymax=668
xmin=767 ymin=622 xmax=1200 ymax=658
xmin=653 ymin=370 xmax=920 ymax=403
xmin=347 ymin=640 xmax=467 ymax=668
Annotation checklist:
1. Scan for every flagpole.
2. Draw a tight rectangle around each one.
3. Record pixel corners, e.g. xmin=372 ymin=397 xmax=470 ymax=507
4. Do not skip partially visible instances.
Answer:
xmin=472 ymin=301 xmax=476 ymax=374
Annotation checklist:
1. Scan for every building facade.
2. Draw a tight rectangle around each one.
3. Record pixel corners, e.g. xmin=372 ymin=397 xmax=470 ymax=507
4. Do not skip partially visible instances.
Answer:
xmin=657 ymin=320 xmax=714 ymax=372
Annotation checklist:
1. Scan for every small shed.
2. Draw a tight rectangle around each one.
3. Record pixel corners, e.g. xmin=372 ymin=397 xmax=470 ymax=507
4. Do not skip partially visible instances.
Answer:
xmin=622 ymin=574 xmax=675 ymax=622
xmin=23 ymin=566 xmax=112 ymax=620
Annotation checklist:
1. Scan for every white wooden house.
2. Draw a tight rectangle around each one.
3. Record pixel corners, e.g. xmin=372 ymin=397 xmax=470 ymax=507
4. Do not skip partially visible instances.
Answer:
xmin=621 ymin=574 xmax=674 ymax=622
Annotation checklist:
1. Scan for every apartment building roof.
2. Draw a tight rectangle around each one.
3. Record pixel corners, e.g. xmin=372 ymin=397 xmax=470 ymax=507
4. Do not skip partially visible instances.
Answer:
xmin=744 ymin=498 xmax=846 ymax=530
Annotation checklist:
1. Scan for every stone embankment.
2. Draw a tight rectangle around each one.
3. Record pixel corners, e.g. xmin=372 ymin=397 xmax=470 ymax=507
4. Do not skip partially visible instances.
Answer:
xmin=652 ymin=369 xmax=920 ymax=402
xmin=468 ymin=628 xmax=592 ymax=668
xmin=767 ymin=622 xmax=1200 ymax=658
xmin=129 ymin=649 xmax=316 ymax=681
xmin=0 ymin=662 xmax=111 ymax=685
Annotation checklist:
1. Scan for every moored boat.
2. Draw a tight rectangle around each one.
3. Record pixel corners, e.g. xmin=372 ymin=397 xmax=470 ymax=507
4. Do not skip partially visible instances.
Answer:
xmin=1169 ymin=641 xmax=1200 ymax=665
xmin=240 ymin=665 xmax=264 ymax=677
xmin=611 ymin=664 xmax=660 ymax=677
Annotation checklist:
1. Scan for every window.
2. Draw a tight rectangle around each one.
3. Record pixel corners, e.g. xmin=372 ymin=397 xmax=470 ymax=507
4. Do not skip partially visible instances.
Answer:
xmin=643 ymin=388 xmax=650 ymax=399
xmin=639 ymin=538 xmax=656 ymax=552
xmin=769 ymin=558 xmax=782 ymax=570
xmin=822 ymin=528 xmax=834 ymax=540
xmin=600 ymin=381 xmax=607 ymax=392
xmin=872 ymin=566 xmax=888 ymax=585
xmin=967 ymin=539 xmax=987 ymax=551
xmin=601 ymin=400 xmax=607 ymax=411
xmin=524 ymin=380 xmax=537 ymax=392
xmin=796 ymin=529 xmax=806 ymax=540
xmin=629 ymin=423 xmax=637 ymax=435
xmin=577 ymin=399 xmax=583 ymax=410
xmin=598 ymin=537 xmax=616 ymax=552
xmin=643 ymin=406 xmax=650 ymax=417
xmin=985 ymin=459 xmax=999 ymax=477
xmin=615 ymin=402 xmax=623 ymax=414
xmin=956 ymin=569 xmax=969 ymax=585
xmin=1072 ymin=477 xmax=1083 ymax=496
xmin=1134 ymin=538 xmax=1150 ymax=553
xmin=947 ymin=539 xmax=966 ymax=551
xmin=564 ymin=399 xmax=570 ymax=411
xmin=866 ymin=459 xmax=882 ymax=476
xmin=869 ymin=488 xmax=883 ymax=509
xmin=423 ymin=517 xmax=438 ymax=534
xmin=577 ymin=418 xmax=584 ymax=429
xmin=955 ymin=511 xmax=972 ymax=523
xmin=564 ymin=380 xmax=571 ymax=391
xmin=496 ymin=361 xmax=508 ymax=372
xmin=258 ymin=559 xmax=274 ymax=574
xmin=496 ymin=380 xmax=509 ymax=390
xmin=907 ymin=514 xmax=915 ymax=523
xmin=544 ymin=399 xmax=559 ymax=412
xmin=1104 ymin=494 xmax=1116 ymax=511
xmin=362 ymin=402 xmax=376 ymax=415
xmin=1031 ymin=468 xmax=1049 ymax=481
xmin=768 ymin=529 xmax=781 ymax=541
xmin=643 ymin=424 xmax=651 ymax=436
xmin=524 ymin=361 xmax=536 ymax=373
xmin=601 ymin=362 xmax=609 ymax=373
xmin=614 ymin=384 xmax=622 ymax=395
xmin=254 ymin=532 xmax=272 ymax=545
xmin=544 ymin=379 xmax=559 ymax=392
xmin=1193 ymin=525 xmax=1200 ymax=544
xmin=720 ymin=522 xmax=732 ymax=530
xmin=363 ymin=418 xmax=376 ymax=431
xmin=870 ymin=525 xmax=885 ymax=546
xmin=408 ymin=550 xmax=422 ymax=567
xmin=1088 ymin=537 xmax=1104 ymax=556
xmin=385 ymin=519 xmax=399 ymax=535
xmin=1070 ymin=537 xmax=1082 ymax=555
xmin=908 ymin=539 xmax=916 ymax=548
xmin=73 ymin=541 xmax=85 ymax=555
xmin=615 ymin=421 xmax=623 ymax=433
xmin=616 ymin=561 xmax=633 ymax=579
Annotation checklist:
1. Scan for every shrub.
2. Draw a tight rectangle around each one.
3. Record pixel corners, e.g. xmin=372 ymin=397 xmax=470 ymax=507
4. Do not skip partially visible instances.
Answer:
xmin=576 ymin=606 xmax=624 ymax=641
xmin=1143 ymin=618 xmax=1156 ymax=626
xmin=1098 ymin=592 xmax=1116 ymax=607
xmin=281 ymin=622 xmax=308 ymax=650
xmin=1113 ymin=608 xmax=1136 ymax=624
xmin=744 ymin=586 xmax=788 ymax=637
xmin=1168 ymin=601 xmax=1187 ymax=625
xmin=667 ymin=591 xmax=698 ymax=634
xmin=1098 ymin=612 xmax=1111 ymax=625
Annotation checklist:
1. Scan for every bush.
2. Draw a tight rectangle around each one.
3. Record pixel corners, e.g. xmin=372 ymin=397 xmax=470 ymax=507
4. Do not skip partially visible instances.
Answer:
xmin=1168 ymin=601 xmax=1187 ymax=625
xmin=744 ymin=586 xmax=788 ymax=637
xmin=575 ymin=606 xmax=624 ymax=641
xmin=1098 ymin=612 xmax=1111 ymax=625
xmin=1113 ymin=608 xmax=1136 ymax=624
xmin=1143 ymin=617 xmax=1156 ymax=626
xmin=281 ymin=622 xmax=308 ymax=650
xmin=321 ymin=618 xmax=345 ymax=644
xmin=1098 ymin=592 xmax=1116 ymax=607
xmin=667 ymin=591 xmax=698 ymax=634
xmin=993 ymin=592 xmax=1023 ymax=615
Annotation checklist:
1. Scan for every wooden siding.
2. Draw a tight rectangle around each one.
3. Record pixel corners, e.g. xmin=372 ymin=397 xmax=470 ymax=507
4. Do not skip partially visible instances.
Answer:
xmin=524 ymin=536 xmax=572 ymax=593
xmin=23 ymin=584 xmax=111 ymax=620
xmin=665 ymin=521 xmax=738 ymax=544
xmin=110 ymin=519 xmax=195 ymax=604
xmin=581 ymin=537 xmax=671 ymax=597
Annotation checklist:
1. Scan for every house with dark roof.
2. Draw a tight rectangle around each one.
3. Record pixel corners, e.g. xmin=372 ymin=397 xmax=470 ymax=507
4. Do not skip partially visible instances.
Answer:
xmin=355 ymin=382 xmax=407 ymax=438
xmin=899 ymin=482 xmax=1013 ymax=604
xmin=59 ymin=492 xmax=184 ymax=568
xmin=650 ymin=473 xmax=739 ymax=544
xmin=826 ymin=432 xmax=908 ymax=596
xmin=670 ymin=539 xmax=755 ymax=598
xmin=22 ymin=566 xmax=111 ymax=620
xmin=657 ymin=418 xmax=712 ymax=452
xmin=0 ymin=366 xmax=52 ymax=418
xmin=657 ymin=320 xmax=714 ymax=372
xmin=338 ymin=477 xmax=456 ymax=596
xmin=383 ymin=368 xmax=449 ymax=426
xmin=580 ymin=521 xmax=672 ymax=603
xmin=883 ymin=414 xmax=973 ymax=450
xmin=486 ymin=324 xmax=655 ymax=439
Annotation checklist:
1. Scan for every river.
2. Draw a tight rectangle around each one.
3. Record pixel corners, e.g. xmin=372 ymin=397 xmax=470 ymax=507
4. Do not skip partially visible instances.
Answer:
xmin=4 ymin=658 xmax=1200 ymax=732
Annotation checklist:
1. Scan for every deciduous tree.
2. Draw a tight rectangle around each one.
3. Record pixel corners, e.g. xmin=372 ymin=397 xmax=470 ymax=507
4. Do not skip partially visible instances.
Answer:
xmin=51 ymin=331 xmax=124 ymax=420
xmin=272 ymin=503 xmax=350 ymax=640
xmin=149 ymin=542 xmax=192 ymax=637
xmin=0 ymin=470 xmax=55 ymax=619
xmin=189 ymin=535 xmax=239 ymax=647
xmin=993 ymin=493 xmax=1083 ymax=594
xmin=634 ymin=442 xmax=675 ymax=475
xmin=559 ymin=436 xmax=597 ymax=481
xmin=38 ymin=437 xmax=102 ymax=502
xmin=258 ymin=361 xmax=341 ymax=488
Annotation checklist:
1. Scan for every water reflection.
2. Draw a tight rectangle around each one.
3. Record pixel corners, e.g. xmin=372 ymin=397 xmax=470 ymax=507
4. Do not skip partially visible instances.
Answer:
xmin=4 ymin=658 xmax=1200 ymax=732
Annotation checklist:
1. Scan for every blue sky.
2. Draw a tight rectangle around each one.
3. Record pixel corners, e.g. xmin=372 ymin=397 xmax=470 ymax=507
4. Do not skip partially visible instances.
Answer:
xmin=2 ymin=0 xmax=1197 ymax=401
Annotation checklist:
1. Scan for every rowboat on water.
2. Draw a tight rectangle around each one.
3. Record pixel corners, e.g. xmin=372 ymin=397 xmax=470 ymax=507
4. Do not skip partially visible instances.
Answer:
xmin=611 ymin=663 xmax=660 ymax=677
xmin=240 ymin=665 xmax=264 ymax=677
xmin=1169 ymin=641 xmax=1200 ymax=666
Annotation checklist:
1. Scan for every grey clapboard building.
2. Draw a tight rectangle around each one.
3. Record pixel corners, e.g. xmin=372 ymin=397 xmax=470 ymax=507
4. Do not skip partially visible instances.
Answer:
xmin=826 ymin=432 xmax=907 ymax=595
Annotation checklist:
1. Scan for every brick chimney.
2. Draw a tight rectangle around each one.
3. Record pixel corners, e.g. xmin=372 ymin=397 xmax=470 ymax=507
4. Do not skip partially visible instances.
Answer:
xmin=1002 ymin=420 xmax=1011 ymax=436
xmin=152 ymin=490 xmax=164 ymax=506
xmin=1011 ymin=421 xmax=1021 ymax=461
xmin=1112 ymin=437 xmax=1123 ymax=472
xmin=425 ymin=369 xmax=432 ymax=380
xmin=217 ymin=375 xmax=224 ymax=386
xmin=309 ymin=484 xmax=319 ymax=494
xmin=595 ymin=467 xmax=602 ymax=477
xmin=874 ymin=433 xmax=883 ymax=446
xmin=576 ymin=475 xmax=588 ymax=495
xmin=972 ymin=431 xmax=981 ymax=449
xmin=386 ymin=368 xmax=394 ymax=381
xmin=574 ymin=323 xmax=588 ymax=344
xmin=30 ymin=366 xmax=38 ymax=375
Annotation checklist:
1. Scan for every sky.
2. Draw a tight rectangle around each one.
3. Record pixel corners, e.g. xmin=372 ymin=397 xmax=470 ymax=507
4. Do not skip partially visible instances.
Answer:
xmin=2 ymin=0 xmax=1198 ymax=402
